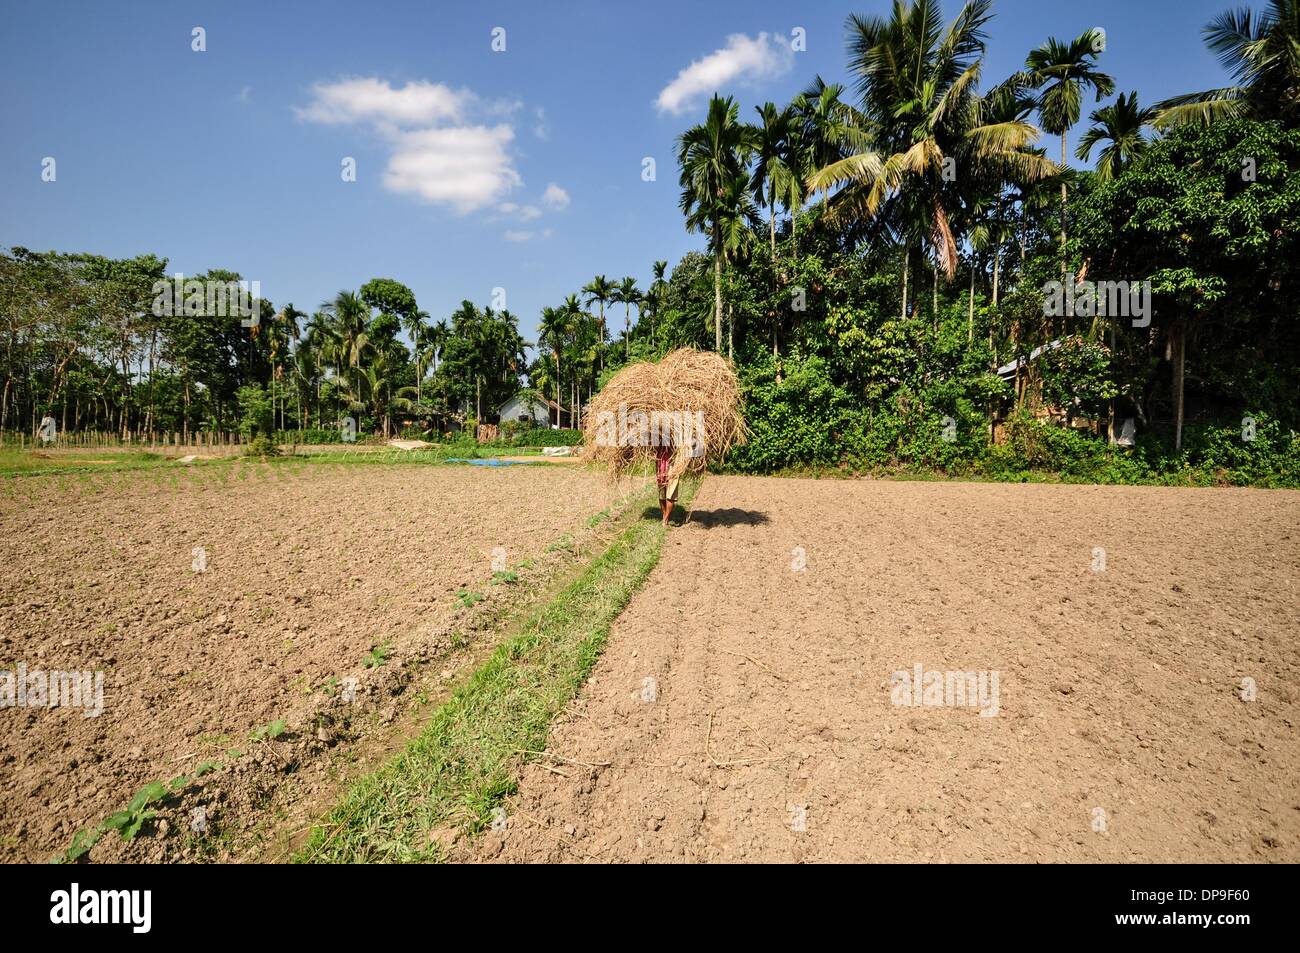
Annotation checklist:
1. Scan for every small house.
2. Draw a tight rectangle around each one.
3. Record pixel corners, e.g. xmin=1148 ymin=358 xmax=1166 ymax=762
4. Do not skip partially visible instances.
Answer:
xmin=498 ymin=392 xmax=570 ymax=428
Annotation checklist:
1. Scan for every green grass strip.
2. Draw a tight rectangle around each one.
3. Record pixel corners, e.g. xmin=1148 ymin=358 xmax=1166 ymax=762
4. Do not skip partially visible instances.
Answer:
xmin=295 ymin=481 xmax=692 ymax=863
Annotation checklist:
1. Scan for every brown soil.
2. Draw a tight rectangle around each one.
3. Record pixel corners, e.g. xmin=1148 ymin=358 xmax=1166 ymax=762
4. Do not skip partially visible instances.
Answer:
xmin=0 ymin=460 xmax=623 ymax=862
xmin=472 ymin=475 xmax=1300 ymax=863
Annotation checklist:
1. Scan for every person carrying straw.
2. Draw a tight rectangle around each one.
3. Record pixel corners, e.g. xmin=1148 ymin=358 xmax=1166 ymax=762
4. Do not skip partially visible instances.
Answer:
xmin=656 ymin=442 xmax=679 ymax=525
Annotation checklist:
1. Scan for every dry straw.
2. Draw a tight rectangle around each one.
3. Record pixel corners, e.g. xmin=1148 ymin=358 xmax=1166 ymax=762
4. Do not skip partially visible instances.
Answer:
xmin=582 ymin=348 xmax=747 ymax=483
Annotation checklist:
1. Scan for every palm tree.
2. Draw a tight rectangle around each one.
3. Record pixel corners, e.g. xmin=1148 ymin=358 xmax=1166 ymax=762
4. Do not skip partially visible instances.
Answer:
xmin=808 ymin=0 xmax=1054 ymax=311
xmin=538 ymin=305 xmax=569 ymax=421
xmin=270 ymin=304 xmax=303 ymax=430
xmin=751 ymin=102 xmax=798 ymax=260
xmin=320 ymin=290 xmax=371 ymax=404
xmin=716 ymin=176 xmax=759 ymax=358
xmin=420 ymin=319 xmax=450 ymax=426
xmin=645 ymin=260 xmax=668 ymax=349
xmin=1024 ymin=28 xmax=1115 ymax=280
xmin=677 ymin=94 xmax=758 ymax=352
xmin=405 ymin=307 xmax=429 ymax=406
xmin=581 ymin=275 xmax=615 ymax=373
xmin=1075 ymin=92 xmax=1156 ymax=180
xmin=973 ymin=77 xmax=1043 ymax=308
xmin=301 ymin=311 xmax=338 ymax=425
xmin=319 ymin=289 xmax=371 ymax=423
xmin=612 ymin=277 xmax=641 ymax=361
xmin=560 ymin=293 xmax=596 ymax=426
xmin=1156 ymin=0 xmax=1300 ymax=127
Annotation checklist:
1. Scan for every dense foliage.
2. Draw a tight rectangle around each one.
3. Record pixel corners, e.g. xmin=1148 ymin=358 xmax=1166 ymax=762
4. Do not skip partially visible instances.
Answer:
xmin=3 ymin=0 xmax=1297 ymax=483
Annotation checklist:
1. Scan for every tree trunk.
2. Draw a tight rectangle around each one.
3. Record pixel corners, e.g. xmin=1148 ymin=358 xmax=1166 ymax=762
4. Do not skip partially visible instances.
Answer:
xmin=967 ymin=263 xmax=976 ymax=342
xmin=932 ymin=263 xmax=939 ymax=332
xmin=1107 ymin=322 xmax=1117 ymax=445
xmin=598 ymin=304 xmax=605 ymax=373
xmin=900 ymin=247 xmax=909 ymax=320
xmin=1060 ymin=129 xmax=1070 ymax=288
xmin=713 ymin=244 xmax=723 ymax=352
xmin=769 ymin=196 xmax=776 ymax=261
xmin=1172 ymin=319 xmax=1186 ymax=451
xmin=992 ymin=247 xmax=1001 ymax=307
xmin=1012 ymin=322 xmax=1023 ymax=412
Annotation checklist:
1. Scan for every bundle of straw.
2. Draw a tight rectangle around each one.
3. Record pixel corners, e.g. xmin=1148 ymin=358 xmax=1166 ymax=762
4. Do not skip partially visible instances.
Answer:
xmin=582 ymin=348 xmax=747 ymax=483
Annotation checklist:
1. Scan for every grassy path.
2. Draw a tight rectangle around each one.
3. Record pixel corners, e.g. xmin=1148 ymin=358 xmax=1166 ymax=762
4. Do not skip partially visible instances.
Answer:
xmin=295 ymin=480 xmax=695 ymax=863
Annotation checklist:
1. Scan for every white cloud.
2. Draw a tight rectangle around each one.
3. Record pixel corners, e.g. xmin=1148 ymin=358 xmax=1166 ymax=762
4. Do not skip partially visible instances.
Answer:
xmin=498 ymin=202 xmax=543 ymax=221
xmin=504 ymin=228 xmax=553 ymax=243
xmin=655 ymin=33 xmax=793 ymax=115
xmin=299 ymin=77 xmax=531 ymax=213
xmin=297 ymin=78 xmax=469 ymax=127
xmin=384 ymin=125 xmax=521 ymax=213
xmin=541 ymin=183 xmax=570 ymax=210
xmin=533 ymin=106 xmax=549 ymax=140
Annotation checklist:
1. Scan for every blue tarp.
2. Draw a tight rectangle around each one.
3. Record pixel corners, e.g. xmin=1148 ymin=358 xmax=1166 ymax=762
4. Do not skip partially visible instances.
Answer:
xmin=446 ymin=458 xmax=537 ymax=467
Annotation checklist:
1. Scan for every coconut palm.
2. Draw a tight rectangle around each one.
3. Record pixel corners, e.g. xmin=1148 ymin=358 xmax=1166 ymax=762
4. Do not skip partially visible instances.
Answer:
xmin=751 ymin=102 xmax=799 ymax=260
xmin=612 ymin=277 xmax=641 ymax=361
xmin=677 ymin=94 xmax=759 ymax=352
xmin=538 ymin=305 xmax=570 ymax=415
xmin=1075 ymin=92 xmax=1157 ymax=180
xmin=972 ymin=78 xmax=1044 ymax=304
xmin=647 ymin=260 xmax=669 ymax=347
xmin=808 ymin=0 xmax=1054 ymax=307
xmin=642 ymin=260 xmax=669 ymax=352
xmin=562 ymin=293 xmax=594 ymax=426
xmin=269 ymin=304 xmax=303 ymax=429
xmin=422 ymin=319 xmax=449 ymax=377
xmin=581 ymin=275 xmax=615 ymax=373
xmin=1023 ymin=28 xmax=1115 ymax=277
xmin=320 ymin=290 xmax=371 ymax=401
xmin=404 ymin=308 xmax=429 ymax=405
xmin=788 ymin=78 xmax=860 ymax=251
xmin=300 ymin=311 xmax=339 ymax=424
xmin=1156 ymin=0 xmax=1300 ymax=127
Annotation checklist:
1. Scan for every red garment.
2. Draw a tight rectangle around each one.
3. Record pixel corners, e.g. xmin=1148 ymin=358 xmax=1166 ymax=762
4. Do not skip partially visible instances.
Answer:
xmin=655 ymin=445 xmax=672 ymax=486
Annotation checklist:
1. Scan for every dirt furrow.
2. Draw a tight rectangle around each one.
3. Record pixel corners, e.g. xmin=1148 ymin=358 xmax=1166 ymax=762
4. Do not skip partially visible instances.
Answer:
xmin=476 ymin=476 xmax=1300 ymax=863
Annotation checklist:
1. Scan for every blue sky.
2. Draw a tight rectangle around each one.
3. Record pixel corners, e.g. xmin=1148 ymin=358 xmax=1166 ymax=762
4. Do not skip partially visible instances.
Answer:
xmin=2 ymin=0 xmax=1229 ymax=354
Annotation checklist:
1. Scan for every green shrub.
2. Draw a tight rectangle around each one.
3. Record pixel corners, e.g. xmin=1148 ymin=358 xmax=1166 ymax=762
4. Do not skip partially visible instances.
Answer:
xmin=244 ymin=434 xmax=280 ymax=457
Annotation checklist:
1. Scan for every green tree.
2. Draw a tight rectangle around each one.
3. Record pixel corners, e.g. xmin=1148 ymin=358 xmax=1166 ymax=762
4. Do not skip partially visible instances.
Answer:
xmin=1073 ymin=119 xmax=1300 ymax=449
xmin=612 ymin=277 xmax=641 ymax=361
xmin=1024 ymin=27 xmax=1115 ymax=278
xmin=1075 ymin=91 xmax=1156 ymax=181
xmin=677 ymin=94 xmax=758 ymax=351
xmin=1156 ymin=0 xmax=1300 ymax=127
xmin=581 ymin=275 xmax=615 ymax=373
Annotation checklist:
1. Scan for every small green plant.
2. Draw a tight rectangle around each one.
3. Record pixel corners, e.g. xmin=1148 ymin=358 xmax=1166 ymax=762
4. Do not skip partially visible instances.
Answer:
xmin=249 ymin=719 xmax=288 ymax=741
xmin=54 ymin=764 xmax=218 ymax=863
xmin=544 ymin=535 xmax=573 ymax=554
xmin=490 ymin=570 xmax=518 ymax=585
xmin=363 ymin=644 xmax=391 ymax=668
xmin=455 ymin=589 xmax=485 ymax=609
